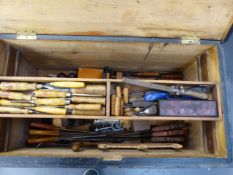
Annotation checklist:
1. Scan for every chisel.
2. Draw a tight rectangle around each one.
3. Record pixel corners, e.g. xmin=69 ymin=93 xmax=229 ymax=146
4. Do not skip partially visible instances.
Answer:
xmin=12 ymin=97 xmax=70 ymax=106
xmin=33 ymin=89 xmax=103 ymax=98
xmin=0 ymin=81 xmax=85 ymax=91
xmin=0 ymin=106 xmax=67 ymax=114
xmin=65 ymin=104 xmax=102 ymax=111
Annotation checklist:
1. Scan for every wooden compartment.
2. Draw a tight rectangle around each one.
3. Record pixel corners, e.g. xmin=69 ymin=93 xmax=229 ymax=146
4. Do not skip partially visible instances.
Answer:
xmin=0 ymin=0 xmax=232 ymax=159
xmin=0 ymin=39 xmax=228 ymax=159
xmin=0 ymin=118 xmax=220 ymax=160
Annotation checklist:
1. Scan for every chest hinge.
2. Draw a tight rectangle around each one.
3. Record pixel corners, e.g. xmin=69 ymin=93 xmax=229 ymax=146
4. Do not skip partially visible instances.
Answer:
xmin=181 ymin=36 xmax=200 ymax=45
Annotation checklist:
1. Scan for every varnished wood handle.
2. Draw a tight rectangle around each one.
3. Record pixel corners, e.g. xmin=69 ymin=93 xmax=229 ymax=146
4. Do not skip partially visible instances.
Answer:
xmin=0 ymin=91 xmax=32 ymax=100
xmin=72 ymin=107 xmax=105 ymax=115
xmin=33 ymin=98 xmax=69 ymax=106
xmin=183 ymin=90 xmax=209 ymax=100
xmin=30 ymin=122 xmax=59 ymax=130
xmin=71 ymin=85 xmax=106 ymax=96
xmin=31 ymin=107 xmax=67 ymax=115
xmin=115 ymin=97 xmax=121 ymax=116
xmin=0 ymin=106 xmax=29 ymax=114
xmin=49 ymin=82 xmax=85 ymax=88
xmin=66 ymin=104 xmax=101 ymax=111
xmin=71 ymin=96 xmax=105 ymax=105
xmin=34 ymin=90 xmax=69 ymax=98
xmin=27 ymin=137 xmax=58 ymax=144
xmin=98 ymin=143 xmax=183 ymax=150
xmin=0 ymin=82 xmax=38 ymax=91
xmin=29 ymin=130 xmax=59 ymax=136
xmin=123 ymin=87 xmax=129 ymax=104
xmin=0 ymin=99 xmax=31 ymax=107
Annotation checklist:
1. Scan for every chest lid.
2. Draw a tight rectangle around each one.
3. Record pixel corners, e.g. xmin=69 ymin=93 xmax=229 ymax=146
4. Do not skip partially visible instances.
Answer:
xmin=0 ymin=0 xmax=232 ymax=40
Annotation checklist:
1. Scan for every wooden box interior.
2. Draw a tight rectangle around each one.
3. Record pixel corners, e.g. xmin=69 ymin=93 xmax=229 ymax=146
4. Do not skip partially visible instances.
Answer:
xmin=0 ymin=39 xmax=227 ymax=160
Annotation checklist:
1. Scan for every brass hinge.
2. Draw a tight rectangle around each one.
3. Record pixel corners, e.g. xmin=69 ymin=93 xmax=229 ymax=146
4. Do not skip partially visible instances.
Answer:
xmin=16 ymin=31 xmax=37 ymax=40
xmin=181 ymin=36 xmax=200 ymax=45
xmin=102 ymin=155 xmax=123 ymax=161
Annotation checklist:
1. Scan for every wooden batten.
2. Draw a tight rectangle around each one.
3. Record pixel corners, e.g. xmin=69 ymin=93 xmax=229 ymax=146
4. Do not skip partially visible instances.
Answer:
xmin=0 ymin=1 xmax=232 ymax=40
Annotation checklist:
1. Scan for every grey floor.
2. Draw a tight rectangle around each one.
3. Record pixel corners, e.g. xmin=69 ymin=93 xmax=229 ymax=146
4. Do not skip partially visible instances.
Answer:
xmin=0 ymin=167 xmax=233 ymax=175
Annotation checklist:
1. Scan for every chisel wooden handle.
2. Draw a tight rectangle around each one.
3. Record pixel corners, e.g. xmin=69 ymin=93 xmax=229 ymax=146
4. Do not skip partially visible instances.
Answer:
xmin=29 ymin=130 xmax=59 ymax=136
xmin=72 ymin=107 xmax=105 ymax=115
xmin=27 ymin=137 xmax=58 ymax=144
xmin=72 ymin=142 xmax=97 ymax=152
xmin=71 ymin=85 xmax=106 ymax=96
xmin=115 ymin=97 xmax=121 ymax=116
xmin=0 ymin=99 xmax=32 ymax=107
xmin=48 ymin=82 xmax=85 ymax=88
xmin=111 ymin=95 xmax=116 ymax=116
xmin=71 ymin=96 xmax=105 ymax=105
xmin=0 ymin=106 xmax=29 ymax=114
xmin=0 ymin=82 xmax=41 ymax=91
xmin=33 ymin=90 xmax=69 ymax=98
xmin=31 ymin=107 xmax=67 ymax=115
xmin=66 ymin=104 xmax=101 ymax=111
xmin=116 ymin=86 xmax=122 ymax=97
xmin=33 ymin=98 xmax=70 ymax=106
xmin=123 ymin=87 xmax=129 ymax=104
xmin=30 ymin=122 xmax=59 ymax=130
xmin=0 ymin=91 xmax=32 ymax=100
xmin=152 ymin=129 xmax=186 ymax=137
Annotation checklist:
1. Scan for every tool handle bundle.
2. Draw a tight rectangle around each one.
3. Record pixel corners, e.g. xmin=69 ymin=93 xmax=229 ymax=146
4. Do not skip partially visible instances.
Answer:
xmin=0 ymin=81 xmax=106 ymax=115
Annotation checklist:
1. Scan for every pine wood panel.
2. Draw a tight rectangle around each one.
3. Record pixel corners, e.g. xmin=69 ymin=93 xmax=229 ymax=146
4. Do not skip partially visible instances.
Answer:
xmin=3 ymin=40 xmax=211 ymax=71
xmin=0 ymin=0 xmax=232 ymax=40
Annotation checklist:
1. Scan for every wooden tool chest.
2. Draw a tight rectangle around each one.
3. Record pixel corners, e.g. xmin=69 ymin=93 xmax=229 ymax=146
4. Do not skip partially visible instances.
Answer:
xmin=0 ymin=0 xmax=232 ymax=162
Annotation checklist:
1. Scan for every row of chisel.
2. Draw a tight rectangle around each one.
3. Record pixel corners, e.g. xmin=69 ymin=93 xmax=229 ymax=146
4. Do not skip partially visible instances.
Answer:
xmin=0 ymin=81 xmax=106 ymax=115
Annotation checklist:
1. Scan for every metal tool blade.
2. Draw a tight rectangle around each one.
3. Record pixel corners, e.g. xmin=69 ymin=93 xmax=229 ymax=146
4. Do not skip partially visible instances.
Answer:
xmin=123 ymin=78 xmax=173 ymax=92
